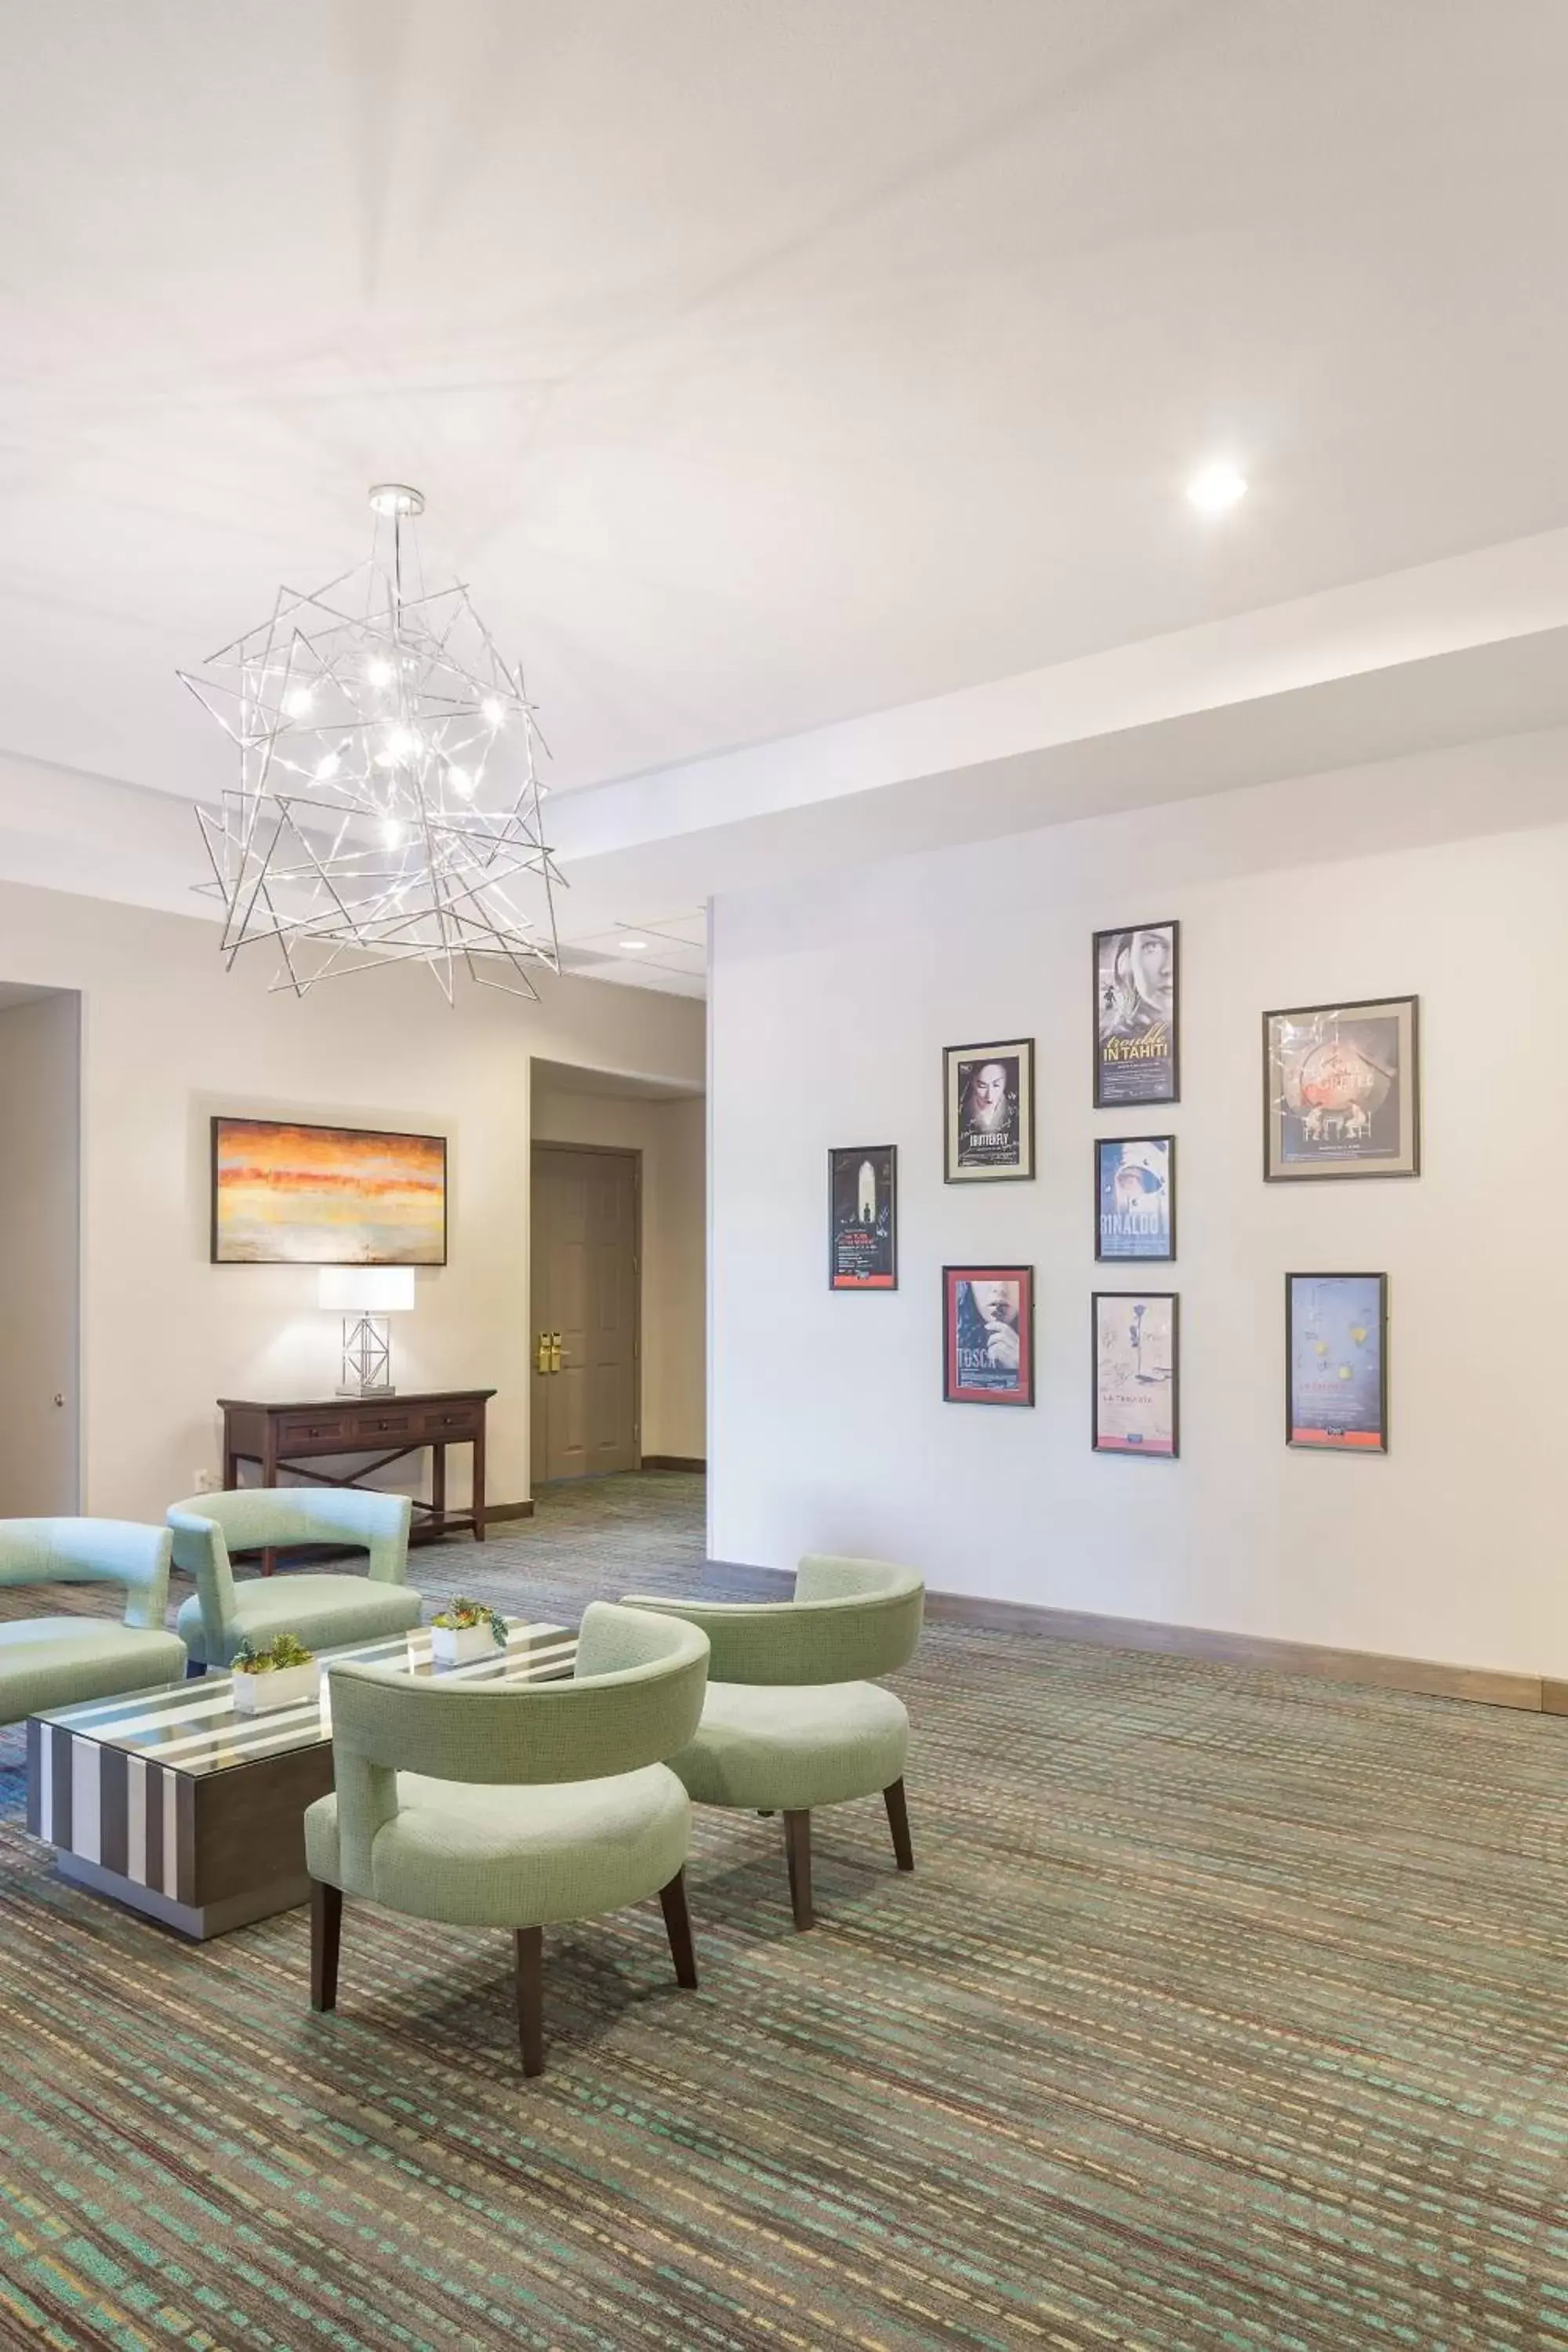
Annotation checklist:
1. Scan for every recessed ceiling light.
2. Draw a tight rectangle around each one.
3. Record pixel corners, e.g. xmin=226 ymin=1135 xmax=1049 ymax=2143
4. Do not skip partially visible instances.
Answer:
xmin=1186 ymin=462 xmax=1247 ymax=514
xmin=619 ymin=938 xmax=648 ymax=951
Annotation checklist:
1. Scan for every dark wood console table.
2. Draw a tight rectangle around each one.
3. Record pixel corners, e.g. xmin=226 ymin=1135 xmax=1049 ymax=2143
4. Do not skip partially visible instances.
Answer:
xmin=218 ymin=1390 xmax=495 ymax=1570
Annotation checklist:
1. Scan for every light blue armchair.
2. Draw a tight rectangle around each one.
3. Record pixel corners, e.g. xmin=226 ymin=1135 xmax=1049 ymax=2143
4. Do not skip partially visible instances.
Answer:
xmin=166 ymin=1487 xmax=421 ymax=1670
xmin=305 ymin=1601 xmax=711 ymax=2075
xmin=0 ymin=1519 xmax=186 ymax=1724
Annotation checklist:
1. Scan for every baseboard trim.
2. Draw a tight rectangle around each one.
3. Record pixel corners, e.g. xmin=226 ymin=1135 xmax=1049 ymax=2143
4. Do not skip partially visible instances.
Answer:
xmin=641 ymin=1456 xmax=706 ymax=1473
xmin=485 ymin=1499 xmax=535 ymax=1525
xmin=923 ymin=1590 xmax=1543 ymax=1713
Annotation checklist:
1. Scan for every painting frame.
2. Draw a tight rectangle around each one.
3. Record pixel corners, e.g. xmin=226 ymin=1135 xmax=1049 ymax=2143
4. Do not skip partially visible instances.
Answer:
xmin=1286 ymin=1272 xmax=1388 ymax=1454
xmin=210 ymin=1115 xmax=449 ymax=1266
xmin=943 ymin=1039 xmax=1036 ymax=1184
xmin=1091 ymin=1290 xmax=1180 ymax=1459
xmin=1094 ymin=1134 xmax=1176 ymax=1262
xmin=1262 ymin=995 xmax=1421 ymax=1181
xmin=828 ymin=1144 xmax=898 ymax=1291
xmin=942 ymin=1264 xmax=1035 ymax=1406
xmin=1093 ymin=919 xmax=1180 ymax=1109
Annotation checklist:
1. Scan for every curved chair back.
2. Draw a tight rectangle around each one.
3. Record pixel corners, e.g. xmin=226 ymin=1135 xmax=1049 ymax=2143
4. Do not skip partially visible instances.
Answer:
xmin=0 ymin=1517 xmax=172 ymax=1632
xmin=168 ymin=1487 xmax=413 ymax=1663
xmin=620 ymin=1555 xmax=923 ymax=1686
xmin=325 ymin=1602 xmax=710 ymax=1893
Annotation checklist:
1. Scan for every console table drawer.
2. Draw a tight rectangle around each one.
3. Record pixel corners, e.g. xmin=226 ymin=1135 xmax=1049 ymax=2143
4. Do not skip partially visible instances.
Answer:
xmin=276 ymin=1412 xmax=354 ymax=1447
xmin=416 ymin=1403 xmax=482 ymax=1439
xmin=353 ymin=1408 xmax=416 ymax=1439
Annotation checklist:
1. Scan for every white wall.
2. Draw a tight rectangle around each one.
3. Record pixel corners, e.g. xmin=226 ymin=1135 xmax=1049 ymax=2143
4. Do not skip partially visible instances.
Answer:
xmin=530 ymin=1080 xmax=707 ymax=1459
xmin=0 ymin=879 xmax=705 ymax=1521
xmin=0 ymin=991 xmax=81 ymax=1513
xmin=710 ymin=764 xmax=1568 ymax=1678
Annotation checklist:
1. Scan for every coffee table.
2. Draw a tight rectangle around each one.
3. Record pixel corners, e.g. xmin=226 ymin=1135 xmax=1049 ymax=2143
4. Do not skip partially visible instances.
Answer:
xmin=25 ymin=1619 xmax=575 ymax=1940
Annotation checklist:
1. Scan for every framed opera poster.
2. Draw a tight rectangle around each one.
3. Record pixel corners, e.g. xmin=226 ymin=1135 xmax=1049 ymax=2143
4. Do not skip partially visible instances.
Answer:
xmin=1092 ymin=1291 xmax=1178 ymax=1457
xmin=942 ymin=1265 xmax=1034 ymax=1405
xmin=1094 ymin=921 xmax=1179 ymax=1107
xmin=1263 ymin=996 xmax=1419 ymax=1181
xmin=1287 ymin=1273 xmax=1388 ymax=1452
xmin=1095 ymin=1135 xmax=1175 ymax=1261
xmin=828 ymin=1145 xmax=897 ymax=1290
xmin=943 ymin=1040 xmax=1035 ymax=1183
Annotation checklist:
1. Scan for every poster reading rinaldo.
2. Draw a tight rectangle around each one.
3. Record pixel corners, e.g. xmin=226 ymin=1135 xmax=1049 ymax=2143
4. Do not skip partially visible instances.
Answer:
xmin=1094 ymin=922 xmax=1179 ymax=1106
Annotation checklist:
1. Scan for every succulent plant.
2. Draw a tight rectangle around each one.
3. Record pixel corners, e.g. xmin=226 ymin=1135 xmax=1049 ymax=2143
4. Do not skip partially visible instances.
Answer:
xmin=430 ymin=1596 xmax=507 ymax=1648
xmin=232 ymin=1632 xmax=314 ymax=1674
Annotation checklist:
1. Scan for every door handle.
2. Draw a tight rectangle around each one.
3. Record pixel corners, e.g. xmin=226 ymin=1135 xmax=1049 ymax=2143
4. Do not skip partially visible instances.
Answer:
xmin=550 ymin=1332 xmax=564 ymax=1374
xmin=535 ymin=1331 xmax=552 ymax=1376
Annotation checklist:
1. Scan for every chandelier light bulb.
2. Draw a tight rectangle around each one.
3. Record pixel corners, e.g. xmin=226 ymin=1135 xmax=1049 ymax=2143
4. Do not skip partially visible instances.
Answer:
xmin=384 ymin=724 xmax=417 ymax=760
xmin=283 ymin=685 xmax=314 ymax=717
xmin=367 ymin=658 xmax=394 ymax=687
xmin=446 ymin=764 xmax=474 ymax=797
xmin=381 ymin=818 xmax=405 ymax=848
xmin=314 ymin=752 xmax=342 ymax=781
xmin=481 ymin=697 xmax=505 ymax=727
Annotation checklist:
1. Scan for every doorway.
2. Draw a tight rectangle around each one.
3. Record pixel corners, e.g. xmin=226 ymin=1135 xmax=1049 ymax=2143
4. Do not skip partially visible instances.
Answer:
xmin=0 ymin=985 xmax=82 ymax=1514
xmin=529 ymin=1144 xmax=641 ymax=1483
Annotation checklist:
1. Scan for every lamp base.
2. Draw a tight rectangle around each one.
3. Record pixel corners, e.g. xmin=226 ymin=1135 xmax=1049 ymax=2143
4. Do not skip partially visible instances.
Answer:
xmin=337 ymin=1313 xmax=396 ymax=1398
xmin=336 ymin=1381 xmax=397 ymax=1399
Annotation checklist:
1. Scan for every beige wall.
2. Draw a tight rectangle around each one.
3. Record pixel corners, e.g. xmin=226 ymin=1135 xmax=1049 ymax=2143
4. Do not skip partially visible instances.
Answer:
xmin=0 ymin=878 xmax=705 ymax=1520
xmin=0 ymin=991 xmax=81 ymax=1514
xmin=530 ymin=1081 xmax=706 ymax=1459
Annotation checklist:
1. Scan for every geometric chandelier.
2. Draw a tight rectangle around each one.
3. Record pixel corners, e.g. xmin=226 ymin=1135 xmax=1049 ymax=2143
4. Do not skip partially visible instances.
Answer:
xmin=178 ymin=485 xmax=563 ymax=1000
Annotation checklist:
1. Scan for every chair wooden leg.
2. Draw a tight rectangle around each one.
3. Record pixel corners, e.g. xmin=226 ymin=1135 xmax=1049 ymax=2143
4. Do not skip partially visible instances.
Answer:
xmin=884 ymin=1777 xmax=915 ymax=1872
xmin=310 ymin=1881 xmax=342 ymax=2013
xmin=782 ymin=1809 xmax=815 ymax=1930
xmin=659 ymin=1868 xmax=699 ymax=1989
xmin=514 ymin=1926 xmax=545 ymax=2077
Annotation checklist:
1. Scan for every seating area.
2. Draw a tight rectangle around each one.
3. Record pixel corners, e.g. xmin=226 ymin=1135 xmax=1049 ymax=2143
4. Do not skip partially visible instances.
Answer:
xmin=6 ymin=8 xmax=1568 ymax=2343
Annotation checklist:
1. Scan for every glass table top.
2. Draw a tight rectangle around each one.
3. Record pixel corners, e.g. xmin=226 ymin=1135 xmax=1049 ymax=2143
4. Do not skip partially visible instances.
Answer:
xmin=31 ymin=1620 xmax=576 ymax=1778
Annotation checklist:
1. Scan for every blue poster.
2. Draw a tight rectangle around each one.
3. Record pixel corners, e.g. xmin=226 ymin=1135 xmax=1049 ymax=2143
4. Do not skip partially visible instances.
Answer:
xmin=1097 ymin=1137 xmax=1173 ymax=1261
xmin=1287 ymin=1274 xmax=1386 ymax=1450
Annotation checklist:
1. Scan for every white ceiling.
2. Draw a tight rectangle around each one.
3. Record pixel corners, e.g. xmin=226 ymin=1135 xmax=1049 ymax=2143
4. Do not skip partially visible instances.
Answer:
xmin=3 ymin=0 xmax=1568 ymax=989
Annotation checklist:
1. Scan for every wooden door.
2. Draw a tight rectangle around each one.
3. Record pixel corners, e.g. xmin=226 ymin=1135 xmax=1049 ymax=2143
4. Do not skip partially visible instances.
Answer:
xmin=529 ymin=1145 xmax=640 ymax=1483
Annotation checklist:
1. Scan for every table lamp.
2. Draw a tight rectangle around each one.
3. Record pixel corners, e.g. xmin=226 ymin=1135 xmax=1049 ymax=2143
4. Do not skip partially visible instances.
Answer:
xmin=318 ymin=1267 xmax=415 ymax=1396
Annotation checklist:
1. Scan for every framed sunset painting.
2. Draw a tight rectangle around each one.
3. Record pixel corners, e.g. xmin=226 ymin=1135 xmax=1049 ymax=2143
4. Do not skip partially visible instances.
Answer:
xmin=210 ymin=1117 xmax=448 ymax=1265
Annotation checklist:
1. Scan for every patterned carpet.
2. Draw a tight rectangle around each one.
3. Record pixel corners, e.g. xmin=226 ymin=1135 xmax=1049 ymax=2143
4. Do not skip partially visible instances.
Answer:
xmin=3 ymin=1472 xmax=1568 ymax=2349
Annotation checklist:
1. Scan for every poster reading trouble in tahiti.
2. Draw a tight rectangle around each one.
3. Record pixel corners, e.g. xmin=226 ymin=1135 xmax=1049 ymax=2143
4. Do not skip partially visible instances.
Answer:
xmin=944 ymin=1040 xmax=1035 ymax=1183
xmin=828 ymin=1145 xmax=898 ymax=1290
xmin=1092 ymin=1291 xmax=1179 ymax=1457
xmin=1286 ymin=1272 xmax=1388 ymax=1450
xmin=1094 ymin=921 xmax=1179 ymax=1107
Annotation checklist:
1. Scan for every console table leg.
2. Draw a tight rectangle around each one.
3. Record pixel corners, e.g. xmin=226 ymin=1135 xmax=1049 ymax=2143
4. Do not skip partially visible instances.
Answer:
xmin=430 ymin=1440 xmax=447 ymax=1540
xmin=472 ymin=1425 xmax=487 ymax=1542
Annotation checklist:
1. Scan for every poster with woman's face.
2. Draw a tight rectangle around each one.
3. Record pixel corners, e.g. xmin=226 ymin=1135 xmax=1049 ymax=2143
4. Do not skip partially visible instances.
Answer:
xmin=1094 ymin=921 xmax=1179 ymax=1106
xmin=944 ymin=1040 xmax=1035 ymax=1181
xmin=943 ymin=1265 xmax=1034 ymax=1404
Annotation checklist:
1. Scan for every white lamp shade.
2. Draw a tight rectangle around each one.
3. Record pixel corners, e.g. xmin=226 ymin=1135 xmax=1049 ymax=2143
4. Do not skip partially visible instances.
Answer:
xmin=318 ymin=1266 xmax=416 ymax=1313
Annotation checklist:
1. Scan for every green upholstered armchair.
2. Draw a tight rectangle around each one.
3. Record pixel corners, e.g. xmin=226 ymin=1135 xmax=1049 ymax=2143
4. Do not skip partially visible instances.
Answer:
xmin=621 ymin=1555 xmax=923 ymax=1930
xmin=0 ymin=1519 xmax=186 ymax=1725
xmin=303 ymin=1601 xmax=710 ymax=2075
xmin=166 ymin=1487 xmax=420 ymax=1670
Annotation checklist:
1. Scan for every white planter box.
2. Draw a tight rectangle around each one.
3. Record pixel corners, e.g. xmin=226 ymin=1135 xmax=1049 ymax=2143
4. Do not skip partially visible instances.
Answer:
xmin=231 ymin=1661 xmax=320 ymax=1715
xmin=431 ymin=1620 xmax=503 ymax=1667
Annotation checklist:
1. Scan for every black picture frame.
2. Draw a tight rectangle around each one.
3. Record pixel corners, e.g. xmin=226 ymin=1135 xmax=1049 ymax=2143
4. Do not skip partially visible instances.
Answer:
xmin=1094 ymin=1134 xmax=1176 ymax=1262
xmin=1286 ymin=1272 xmax=1388 ymax=1453
xmin=1262 ymin=996 xmax=1421 ymax=1181
xmin=942 ymin=1264 xmax=1035 ymax=1405
xmin=210 ymin=1115 xmax=449 ymax=1265
xmin=1091 ymin=1290 xmax=1180 ymax=1458
xmin=828 ymin=1145 xmax=898 ymax=1290
xmin=1093 ymin=920 xmax=1180 ymax=1108
xmin=943 ymin=1040 xmax=1036 ymax=1183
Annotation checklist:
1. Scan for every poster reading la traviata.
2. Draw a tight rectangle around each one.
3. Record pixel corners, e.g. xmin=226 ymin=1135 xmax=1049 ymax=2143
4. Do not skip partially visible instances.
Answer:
xmin=1094 ymin=922 xmax=1178 ymax=1106
xmin=828 ymin=1145 xmax=897 ymax=1290
xmin=1096 ymin=1136 xmax=1174 ymax=1261
xmin=944 ymin=1040 xmax=1035 ymax=1182
xmin=1092 ymin=1291 xmax=1178 ymax=1456
xmin=1287 ymin=1273 xmax=1387 ymax=1450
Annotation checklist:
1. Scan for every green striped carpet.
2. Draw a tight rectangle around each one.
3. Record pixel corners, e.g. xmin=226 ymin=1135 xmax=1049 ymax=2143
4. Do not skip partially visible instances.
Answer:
xmin=3 ymin=1472 xmax=1568 ymax=2348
